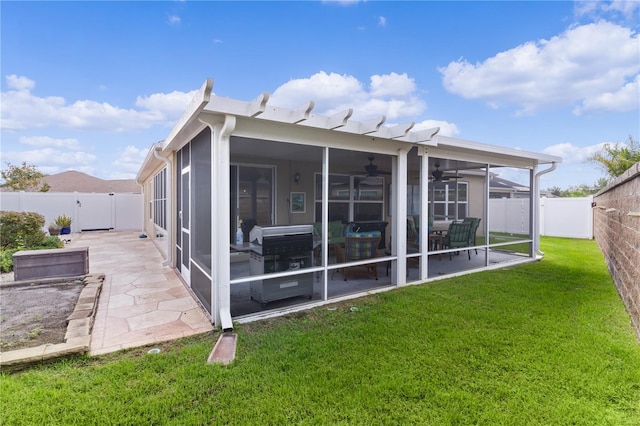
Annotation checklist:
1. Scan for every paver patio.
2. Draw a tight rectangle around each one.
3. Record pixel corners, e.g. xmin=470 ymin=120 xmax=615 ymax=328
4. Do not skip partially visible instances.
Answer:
xmin=68 ymin=231 xmax=213 ymax=356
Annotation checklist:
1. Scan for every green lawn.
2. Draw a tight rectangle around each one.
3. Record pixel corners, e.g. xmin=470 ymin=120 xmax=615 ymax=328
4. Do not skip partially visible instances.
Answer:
xmin=2 ymin=237 xmax=639 ymax=425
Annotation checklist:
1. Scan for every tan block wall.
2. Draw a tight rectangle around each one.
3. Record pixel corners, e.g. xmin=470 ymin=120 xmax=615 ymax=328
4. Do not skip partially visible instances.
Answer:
xmin=593 ymin=162 xmax=640 ymax=341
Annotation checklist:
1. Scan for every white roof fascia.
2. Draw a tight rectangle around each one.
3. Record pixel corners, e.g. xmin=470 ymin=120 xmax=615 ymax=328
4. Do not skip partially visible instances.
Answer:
xmin=136 ymin=141 xmax=165 ymax=183
xmin=435 ymin=135 xmax=562 ymax=166
xmin=427 ymin=147 xmax=537 ymax=169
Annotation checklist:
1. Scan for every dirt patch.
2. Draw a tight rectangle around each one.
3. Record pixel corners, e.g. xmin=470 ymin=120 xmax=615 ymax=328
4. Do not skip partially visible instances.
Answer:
xmin=0 ymin=280 xmax=84 ymax=351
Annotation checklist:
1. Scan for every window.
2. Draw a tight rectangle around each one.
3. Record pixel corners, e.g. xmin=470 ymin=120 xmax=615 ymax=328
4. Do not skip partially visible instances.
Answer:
xmin=230 ymin=164 xmax=275 ymax=242
xmin=314 ymin=174 xmax=384 ymax=222
xmin=152 ymin=168 xmax=167 ymax=229
xmin=430 ymin=181 xmax=468 ymax=220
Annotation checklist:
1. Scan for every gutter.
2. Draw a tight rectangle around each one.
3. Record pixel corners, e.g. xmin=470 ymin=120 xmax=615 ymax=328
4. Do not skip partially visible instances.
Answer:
xmin=153 ymin=143 xmax=172 ymax=267
xmin=533 ymin=162 xmax=557 ymax=256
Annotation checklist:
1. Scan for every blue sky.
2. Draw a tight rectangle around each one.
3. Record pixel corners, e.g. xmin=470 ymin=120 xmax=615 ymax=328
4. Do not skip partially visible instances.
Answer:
xmin=1 ymin=0 xmax=638 ymax=189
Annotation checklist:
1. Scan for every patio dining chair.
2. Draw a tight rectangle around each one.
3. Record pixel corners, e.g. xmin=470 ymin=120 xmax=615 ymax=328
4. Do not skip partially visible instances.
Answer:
xmin=443 ymin=221 xmax=472 ymax=260
xmin=334 ymin=231 xmax=381 ymax=281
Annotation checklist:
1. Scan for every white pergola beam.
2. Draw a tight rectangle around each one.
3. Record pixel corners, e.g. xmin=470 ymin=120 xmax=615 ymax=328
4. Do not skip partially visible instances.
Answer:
xmin=371 ymin=122 xmax=415 ymax=139
xmin=397 ymin=127 xmax=440 ymax=144
xmin=358 ymin=116 xmax=387 ymax=134
xmin=326 ymin=109 xmax=353 ymax=129
xmin=289 ymin=101 xmax=314 ymax=124
xmin=247 ymin=92 xmax=269 ymax=117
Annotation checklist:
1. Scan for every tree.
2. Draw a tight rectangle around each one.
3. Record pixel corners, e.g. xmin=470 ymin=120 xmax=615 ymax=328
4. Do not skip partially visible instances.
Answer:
xmin=546 ymin=178 xmax=608 ymax=198
xmin=588 ymin=135 xmax=640 ymax=180
xmin=0 ymin=162 xmax=50 ymax=192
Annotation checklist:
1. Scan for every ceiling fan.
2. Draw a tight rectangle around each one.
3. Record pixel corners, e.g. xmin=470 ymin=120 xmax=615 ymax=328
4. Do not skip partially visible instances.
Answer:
xmin=430 ymin=161 xmax=462 ymax=182
xmin=353 ymin=156 xmax=391 ymax=177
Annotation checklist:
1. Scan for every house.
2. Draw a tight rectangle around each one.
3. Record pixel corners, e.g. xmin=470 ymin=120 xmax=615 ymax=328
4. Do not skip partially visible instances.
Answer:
xmin=489 ymin=174 xmax=554 ymax=199
xmin=136 ymin=79 xmax=561 ymax=330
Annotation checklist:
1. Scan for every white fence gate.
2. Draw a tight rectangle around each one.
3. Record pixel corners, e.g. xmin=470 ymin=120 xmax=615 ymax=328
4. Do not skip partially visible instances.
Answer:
xmin=0 ymin=191 xmax=142 ymax=233
xmin=539 ymin=196 xmax=593 ymax=239
xmin=488 ymin=196 xmax=593 ymax=239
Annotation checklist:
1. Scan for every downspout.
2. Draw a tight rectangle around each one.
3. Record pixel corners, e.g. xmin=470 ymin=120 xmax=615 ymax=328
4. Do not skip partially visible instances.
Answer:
xmin=217 ymin=114 xmax=236 ymax=332
xmin=533 ymin=162 xmax=557 ymax=256
xmin=153 ymin=144 xmax=172 ymax=267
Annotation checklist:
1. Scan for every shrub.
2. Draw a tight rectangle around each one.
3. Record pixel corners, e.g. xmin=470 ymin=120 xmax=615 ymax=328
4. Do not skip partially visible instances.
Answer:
xmin=37 ymin=236 xmax=65 ymax=249
xmin=0 ymin=211 xmax=46 ymax=249
xmin=0 ymin=235 xmax=63 ymax=273
xmin=0 ymin=249 xmax=17 ymax=273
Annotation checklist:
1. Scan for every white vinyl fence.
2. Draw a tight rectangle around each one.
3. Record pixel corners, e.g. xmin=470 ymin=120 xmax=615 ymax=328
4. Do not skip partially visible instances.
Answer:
xmin=0 ymin=191 xmax=142 ymax=233
xmin=489 ymin=196 xmax=593 ymax=239
xmin=539 ymin=196 xmax=594 ymax=239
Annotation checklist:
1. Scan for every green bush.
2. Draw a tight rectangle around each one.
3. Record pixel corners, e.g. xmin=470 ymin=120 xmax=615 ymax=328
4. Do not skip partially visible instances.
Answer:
xmin=0 ymin=235 xmax=63 ymax=273
xmin=0 ymin=210 xmax=46 ymax=249
xmin=0 ymin=248 xmax=17 ymax=273
xmin=36 ymin=236 xmax=65 ymax=249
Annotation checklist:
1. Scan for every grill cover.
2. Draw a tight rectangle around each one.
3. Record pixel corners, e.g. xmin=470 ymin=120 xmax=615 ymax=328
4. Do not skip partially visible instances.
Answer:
xmin=250 ymin=225 xmax=313 ymax=256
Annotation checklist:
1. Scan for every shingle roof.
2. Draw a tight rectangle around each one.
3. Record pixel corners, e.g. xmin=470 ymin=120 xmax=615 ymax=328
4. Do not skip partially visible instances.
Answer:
xmin=1 ymin=171 xmax=140 ymax=193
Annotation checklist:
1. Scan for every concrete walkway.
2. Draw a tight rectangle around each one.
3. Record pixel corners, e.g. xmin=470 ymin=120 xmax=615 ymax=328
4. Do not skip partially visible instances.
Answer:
xmin=68 ymin=231 xmax=213 ymax=356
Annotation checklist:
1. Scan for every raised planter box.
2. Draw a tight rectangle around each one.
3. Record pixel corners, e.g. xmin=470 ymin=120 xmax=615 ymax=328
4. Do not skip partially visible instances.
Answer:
xmin=13 ymin=247 xmax=89 ymax=281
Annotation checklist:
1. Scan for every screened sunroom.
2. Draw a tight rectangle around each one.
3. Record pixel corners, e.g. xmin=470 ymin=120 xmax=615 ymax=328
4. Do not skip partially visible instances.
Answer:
xmin=137 ymin=79 xmax=561 ymax=330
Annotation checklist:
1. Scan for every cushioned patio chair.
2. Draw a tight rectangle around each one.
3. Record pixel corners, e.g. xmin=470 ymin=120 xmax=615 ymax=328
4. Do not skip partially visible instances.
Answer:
xmin=313 ymin=220 xmax=348 ymax=245
xmin=462 ymin=217 xmax=481 ymax=255
xmin=334 ymin=231 xmax=381 ymax=281
xmin=443 ymin=221 xmax=472 ymax=260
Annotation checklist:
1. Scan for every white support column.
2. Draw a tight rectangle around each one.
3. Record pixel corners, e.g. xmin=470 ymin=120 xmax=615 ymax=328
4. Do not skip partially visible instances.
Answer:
xmin=529 ymin=168 xmax=536 ymax=257
xmin=395 ymin=148 xmax=410 ymax=286
xmin=419 ymin=147 xmax=430 ymax=282
xmin=321 ymin=147 xmax=329 ymax=300
xmin=484 ymin=165 xmax=490 ymax=266
xmin=201 ymin=114 xmax=236 ymax=330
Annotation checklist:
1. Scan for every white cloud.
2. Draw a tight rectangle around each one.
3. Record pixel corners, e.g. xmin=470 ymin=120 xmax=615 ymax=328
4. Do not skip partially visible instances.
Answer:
xmin=439 ymin=21 xmax=639 ymax=115
xmin=168 ymin=14 xmax=181 ymax=26
xmin=378 ymin=16 xmax=387 ymax=27
xmin=574 ymin=0 xmax=640 ymax=21
xmin=370 ymin=72 xmax=415 ymax=97
xmin=112 ymin=145 xmax=149 ymax=174
xmin=413 ymin=120 xmax=459 ymax=137
xmin=19 ymin=136 xmax=80 ymax=150
xmin=269 ymin=71 xmax=426 ymax=121
xmin=135 ymin=89 xmax=198 ymax=117
xmin=2 ymin=148 xmax=96 ymax=166
xmin=575 ymin=74 xmax=640 ymax=114
xmin=542 ymin=142 xmax=604 ymax=163
xmin=1 ymin=75 xmax=196 ymax=131
xmin=6 ymin=74 xmax=35 ymax=91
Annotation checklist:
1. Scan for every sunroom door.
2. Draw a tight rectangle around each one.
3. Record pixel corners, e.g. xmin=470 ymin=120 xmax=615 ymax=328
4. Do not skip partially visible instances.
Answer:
xmin=179 ymin=165 xmax=190 ymax=283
